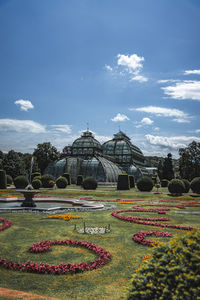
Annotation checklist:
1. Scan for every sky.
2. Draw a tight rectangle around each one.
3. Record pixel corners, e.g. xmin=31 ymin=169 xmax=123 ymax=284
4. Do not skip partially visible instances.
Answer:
xmin=0 ymin=0 xmax=200 ymax=158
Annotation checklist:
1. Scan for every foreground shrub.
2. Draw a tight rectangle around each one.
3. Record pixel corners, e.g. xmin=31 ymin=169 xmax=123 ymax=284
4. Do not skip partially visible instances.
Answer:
xmin=14 ymin=175 xmax=29 ymax=189
xmin=125 ymin=230 xmax=200 ymax=300
xmin=161 ymin=179 xmax=168 ymax=187
xmin=117 ymin=174 xmax=130 ymax=190
xmin=41 ymin=174 xmax=55 ymax=188
xmin=31 ymin=172 xmax=41 ymax=182
xmin=32 ymin=179 xmax=42 ymax=189
xmin=77 ymin=175 xmax=83 ymax=186
xmin=82 ymin=177 xmax=97 ymax=190
xmin=168 ymin=179 xmax=185 ymax=195
xmin=56 ymin=176 xmax=67 ymax=189
xmin=129 ymin=175 xmax=135 ymax=188
xmin=0 ymin=170 xmax=7 ymax=189
xmin=6 ymin=174 xmax=13 ymax=186
xmin=137 ymin=176 xmax=153 ymax=192
xmin=62 ymin=173 xmax=71 ymax=185
xmin=190 ymin=177 xmax=200 ymax=194
xmin=182 ymin=179 xmax=190 ymax=193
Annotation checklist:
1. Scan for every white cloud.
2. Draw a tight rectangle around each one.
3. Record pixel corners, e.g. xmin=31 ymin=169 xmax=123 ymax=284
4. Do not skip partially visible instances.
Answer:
xmin=157 ymin=79 xmax=180 ymax=84
xmin=161 ymin=80 xmax=200 ymax=101
xmin=131 ymin=105 xmax=189 ymax=118
xmin=145 ymin=134 xmax=200 ymax=150
xmin=117 ymin=54 xmax=144 ymax=72
xmin=141 ymin=117 xmax=154 ymax=125
xmin=105 ymin=64 xmax=113 ymax=71
xmin=0 ymin=119 xmax=46 ymax=133
xmin=50 ymin=125 xmax=71 ymax=134
xmin=172 ymin=118 xmax=190 ymax=123
xmin=154 ymin=127 xmax=160 ymax=131
xmin=111 ymin=113 xmax=130 ymax=122
xmin=195 ymin=129 xmax=200 ymax=133
xmin=131 ymin=75 xmax=148 ymax=82
xmin=184 ymin=69 xmax=200 ymax=75
xmin=14 ymin=99 xmax=34 ymax=111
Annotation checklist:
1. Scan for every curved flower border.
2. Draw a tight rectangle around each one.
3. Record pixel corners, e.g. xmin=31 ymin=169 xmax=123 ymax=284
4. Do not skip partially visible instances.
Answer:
xmin=0 ymin=218 xmax=12 ymax=231
xmin=133 ymin=231 xmax=172 ymax=247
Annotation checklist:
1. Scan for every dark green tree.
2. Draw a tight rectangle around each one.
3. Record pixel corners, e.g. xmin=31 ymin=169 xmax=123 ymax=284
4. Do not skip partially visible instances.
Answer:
xmin=0 ymin=150 xmax=4 ymax=169
xmin=179 ymin=141 xmax=200 ymax=181
xmin=33 ymin=142 xmax=60 ymax=174
xmin=162 ymin=153 xmax=174 ymax=180
xmin=157 ymin=160 xmax=163 ymax=180
xmin=22 ymin=153 xmax=39 ymax=176
xmin=2 ymin=150 xmax=26 ymax=178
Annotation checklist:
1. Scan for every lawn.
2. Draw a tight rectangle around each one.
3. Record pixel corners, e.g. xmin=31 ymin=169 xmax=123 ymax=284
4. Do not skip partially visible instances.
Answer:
xmin=0 ymin=186 xmax=200 ymax=299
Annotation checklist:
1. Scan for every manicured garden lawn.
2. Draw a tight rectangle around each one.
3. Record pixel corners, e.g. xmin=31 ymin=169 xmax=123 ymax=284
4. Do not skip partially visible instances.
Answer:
xmin=0 ymin=187 xmax=199 ymax=299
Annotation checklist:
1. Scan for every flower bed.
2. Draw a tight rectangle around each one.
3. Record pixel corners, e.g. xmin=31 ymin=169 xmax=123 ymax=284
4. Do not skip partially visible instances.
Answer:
xmin=0 ymin=218 xmax=12 ymax=231
xmin=133 ymin=230 xmax=172 ymax=247
xmin=48 ymin=214 xmax=81 ymax=221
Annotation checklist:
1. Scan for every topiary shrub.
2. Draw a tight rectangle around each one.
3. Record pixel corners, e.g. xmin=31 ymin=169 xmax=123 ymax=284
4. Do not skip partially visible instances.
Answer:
xmin=6 ymin=174 xmax=13 ymax=186
xmin=129 ymin=175 xmax=135 ymax=188
xmin=82 ymin=177 xmax=97 ymax=190
xmin=62 ymin=173 xmax=71 ymax=185
xmin=77 ymin=175 xmax=83 ymax=186
xmin=0 ymin=170 xmax=7 ymax=189
xmin=31 ymin=172 xmax=41 ymax=182
xmin=56 ymin=176 xmax=67 ymax=189
xmin=125 ymin=230 xmax=200 ymax=300
xmin=41 ymin=174 xmax=55 ymax=188
xmin=190 ymin=177 xmax=200 ymax=194
xmin=137 ymin=176 xmax=153 ymax=192
xmin=168 ymin=179 xmax=185 ymax=195
xmin=182 ymin=179 xmax=190 ymax=193
xmin=14 ymin=175 xmax=29 ymax=189
xmin=32 ymin=179 xmax=42 ymax=189
xmin=117 ymin=174 xmax=130 ymax=190
xmin=32 ymin=175 xmax=41 ymax=181
xmin=161 ymin=179 xmax=169 ymax=187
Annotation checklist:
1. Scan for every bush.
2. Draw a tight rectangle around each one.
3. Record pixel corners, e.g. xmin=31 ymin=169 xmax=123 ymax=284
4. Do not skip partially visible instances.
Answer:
xmin=125 ymin=230 xmax=200 ymax=300
xmin=182 ymin=179 xmax=190 ymax=193
xmin=31 ymin=172 xmax=41 ymax=182
xmin=6 ymin=174 xmax=13 ymax=185
xmin=117 ymin=174 xmax=130 ymax=190
xmin=168 ymin=179 xmax=185 ymax=195
xmin=137 ymin=176 xmax=153 ymax=192
xmin=77 ymin=175 xmax=83 ymax=186
xmin=161 ymin=179 xmax=168 ymax=187
xmin=41 ymin=174 xmax=55 ymax=188
xmin=62 ymin=173 xmax=71 ymax=185
xmin=129 ymin=175 xmax=135 ymax=188
xmin=56 ymin=176 xmax=68 ymax=189
xmin=0 ymin=170 xmax=7 ymax=189
xmin=82 ymin=177 xmax=97 ymax=190
xmin=190 ymin=177 xmax=200 ymax=194
xmin=14 ymin=175 xmax=29 ymax=189
xmin=32 ymin=175 xmax=41 ymax=181
xmin=32 ymin=179 xmax=42 ymax=189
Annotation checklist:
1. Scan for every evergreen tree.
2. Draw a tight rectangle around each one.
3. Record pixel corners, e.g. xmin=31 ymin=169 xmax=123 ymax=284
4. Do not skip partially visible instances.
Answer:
xmin=162 ymin=153 xmax=174 ymax=180
xmin=157 ymin=160 xmax=163 ymax=180
xmin=2 ymin=150 xmax=26 ymax=179
xmin=179 ymin=141 xmax=200 ymax=180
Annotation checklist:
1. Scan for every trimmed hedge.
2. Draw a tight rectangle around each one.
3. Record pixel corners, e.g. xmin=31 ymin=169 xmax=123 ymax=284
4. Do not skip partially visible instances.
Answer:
xmin=56 ymin=176 xmax=68 ymax=189
xmin=129 ymin=175 xmax=135 ymax=188
xmin=0 ymin=170 xmax=7 ymax=189
xmin=31 ymin=172 xmax=41 ymax=182
xmin=32 ymin=179 xmax=42 ymax=189
xmin=190 ymin=177 xmax=200 ymax=194
xmin=14 ymin=175 xmax=29 ymax=189
xmin=137 ymin=176 xmax=153 ymax=192
xmin=182 ymin=179 xmax=190 ymax=193
xmin=6 ymin=174 xmax=13 ymax=186
xmin=41 ymin=174 xmax=55 ymax=188
xmin=82 ymin=177 xmax=97 ymax=190
xmin=161 ymin=179 xmax=169 ymax=187
xmin=125 ymin=230 xmax=200 ymax=300
xmin=117 ymin=174 xmax=130 ymax=190
xmin=62 ymin=173 xmax=71 ymax=185
xmin=77 ymin=175 xmax=83 ymax=186
xmin=168 ymin=179 xmax=185 ymax=195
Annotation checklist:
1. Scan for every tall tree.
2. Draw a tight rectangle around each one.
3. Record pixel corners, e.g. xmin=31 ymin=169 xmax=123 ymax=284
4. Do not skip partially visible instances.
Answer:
xmin=179 ymin=141 xmax=200 ymax=180
xmin=162 ymin=153 xmax=174 ymax=180
xmin=157 ymin=160 xmax=163 ymax=180
xmin=2 ymin=150 xmax=26 ymax=179
xmin=33 ymin=142 xmax=60 ymax=174
xmin=22 ymin=153 xmax=39 ymax=176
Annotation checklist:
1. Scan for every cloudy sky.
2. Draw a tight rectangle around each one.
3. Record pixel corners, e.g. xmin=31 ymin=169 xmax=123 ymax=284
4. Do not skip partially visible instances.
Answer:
xmin=0 ymin=0 xmax=200 ymax=157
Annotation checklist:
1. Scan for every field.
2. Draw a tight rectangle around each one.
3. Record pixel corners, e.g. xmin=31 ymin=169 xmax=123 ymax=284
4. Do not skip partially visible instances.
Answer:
xmin=0 ymin=186 xmax=200 ymax=299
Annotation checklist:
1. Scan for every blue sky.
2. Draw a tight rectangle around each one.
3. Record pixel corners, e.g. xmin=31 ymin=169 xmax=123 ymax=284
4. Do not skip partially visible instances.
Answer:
xmin=0 ymin=0 xmax=200 ymax=157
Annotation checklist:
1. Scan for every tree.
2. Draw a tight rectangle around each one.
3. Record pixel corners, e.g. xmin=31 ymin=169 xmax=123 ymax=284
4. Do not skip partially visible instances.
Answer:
xmin=2 ymin=150 xmax=26 ymax=179
xmin=157 ymin=160 xmax=163 ymax=180
xmin=0 ymin=150 xmax=4 ymax=169
xmin=33 ymin=142 xmax=60 ymax=174
xmin=162 ymin=153 xmax=174 ymax=180
xmin=179 ymin=141 xmax=200 ymax=181
xmin=22 ymin=153 xmax=39 ymax=178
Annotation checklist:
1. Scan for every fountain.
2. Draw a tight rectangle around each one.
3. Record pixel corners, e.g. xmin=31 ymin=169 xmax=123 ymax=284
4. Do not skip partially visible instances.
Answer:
xmin=18 ymin=185 xmax=40 ymax=207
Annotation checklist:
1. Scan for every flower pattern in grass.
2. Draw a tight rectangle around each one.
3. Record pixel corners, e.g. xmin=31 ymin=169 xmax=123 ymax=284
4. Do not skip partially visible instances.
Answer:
xmin=0 ymin=218 xmax=12 ymax=231
xmin=133 ymin=231 xmax=172 ymax=247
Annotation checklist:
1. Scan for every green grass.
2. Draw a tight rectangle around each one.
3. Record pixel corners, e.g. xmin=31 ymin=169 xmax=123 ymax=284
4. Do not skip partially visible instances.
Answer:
xmin=0 ymin=187 xmax=200 ymax=299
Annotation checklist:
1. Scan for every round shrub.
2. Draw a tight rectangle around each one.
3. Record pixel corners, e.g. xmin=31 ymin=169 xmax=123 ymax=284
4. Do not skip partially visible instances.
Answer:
xmin=125 ymin=230 xmax=200 ymax=300
xmin=6 ymin=174 xmax=13 ymax=185
xmin=0 ymin=170 xmax=7 ymax=189
xmin=62 ymin=173 xmax=71 ymax=185
xmin=129 ymin=175 xmax=135 ymax=188
xmin=168 ymin=179 xmax=185 ymax=195
xmin=137 ymin=176 xmax=153 ymax=192
xmin=161 ymin=179 xmax=169 ymax=187
xmin=41 ymin=174 xmax=55 ymax=188
xmin=14 ymin=175 xmax=29 ymax=189
xmin=32 ymin=175 xmax=41 ymax=181
xmin=190 ymin=177 xmax=200 ymax=194
xmin=31 ymin=172 xmax=41 ymax=182
xmin=56 ymin=176 xmax=67 ymax=189
xmin=32 ymin=179 xmax=42 ymax=189
xmin=182 ymin=179 xmax=190 ymax=193
xmin=77 ymin=175 xmax=83 ymax=186
xmin=82 ymin=177 xmax=97 ymax=190
xmin=117 ymin=174 xmax=130 ymax=190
